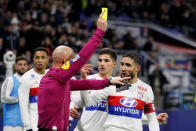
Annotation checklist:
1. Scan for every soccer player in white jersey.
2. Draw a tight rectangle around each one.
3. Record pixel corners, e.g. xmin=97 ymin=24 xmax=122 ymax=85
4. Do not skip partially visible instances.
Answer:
xmin=71 ymin=48 xmax=117 ymax=131
xmin=76 ymin=51 xmax=160 ymax=131
xmin=19 ymin=47 xmax=49 ymax=131
xmin=70 ymin=49 xmax=167 ymax=131
xmin=1 ymin=56 xmax=29 ymax=131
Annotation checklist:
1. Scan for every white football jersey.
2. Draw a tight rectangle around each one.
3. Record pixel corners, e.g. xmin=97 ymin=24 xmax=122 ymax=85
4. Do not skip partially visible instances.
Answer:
xmin=71 ymin=74 xmax=108 ymax=131
xmin=81 ymin=79 xmax=159 ymax=131
xmin=19 ymin=68 xmax=48 ymax=131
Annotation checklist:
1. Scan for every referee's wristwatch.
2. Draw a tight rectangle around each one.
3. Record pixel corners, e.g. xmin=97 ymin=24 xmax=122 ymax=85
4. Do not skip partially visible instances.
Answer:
xmin=108 ymin=77 xmax=112 ymax=85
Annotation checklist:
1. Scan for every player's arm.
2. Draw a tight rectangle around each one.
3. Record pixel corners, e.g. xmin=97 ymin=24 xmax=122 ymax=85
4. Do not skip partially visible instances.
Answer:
xmin=80 ymin=86 xmax=110 ymax=107
xmin=1 ymin=77 xmax=19 ymax=103
xmin=70 ymin=78 xmax=109 ymax=91
xmin=70 ymin=76 xmax=130 ymax=91
xmin=18 ymin=75 xmax=32 ymax=130
xmin=145 ymin=87 xmax=160 ymax=131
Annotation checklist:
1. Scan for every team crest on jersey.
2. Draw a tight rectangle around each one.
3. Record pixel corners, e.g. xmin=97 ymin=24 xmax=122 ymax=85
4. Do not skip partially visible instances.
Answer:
xmin=137 ymin=91 xmax=144 ymax=99
xmin=137 ymin=93 xmax=144 ymax=99
xmin=31 ymin=74 xmax=35 ymax=78
xmin=120 ymin=97 xmax=138 ymax=107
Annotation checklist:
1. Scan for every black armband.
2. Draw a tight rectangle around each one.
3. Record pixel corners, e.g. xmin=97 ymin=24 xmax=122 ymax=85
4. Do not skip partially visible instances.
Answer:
xmin=108 ymin=77 xmax=112 ymax=85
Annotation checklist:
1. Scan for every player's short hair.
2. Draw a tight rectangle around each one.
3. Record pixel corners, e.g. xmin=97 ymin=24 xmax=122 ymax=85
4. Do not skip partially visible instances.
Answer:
xmin=33 ymin=47 xmax=49 ymax=57
xmin=16 ymin=56 xmax=28 ymax=64
xmin=98 ymin=48 xmax=117 ymax=61
xmin=122 ymin=51 xmax=141 ymax=65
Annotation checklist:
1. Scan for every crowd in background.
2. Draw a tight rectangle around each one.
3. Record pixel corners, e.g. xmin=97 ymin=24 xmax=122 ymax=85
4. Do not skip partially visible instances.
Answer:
xmin=0 ymin=0 xmax=196 ymax=60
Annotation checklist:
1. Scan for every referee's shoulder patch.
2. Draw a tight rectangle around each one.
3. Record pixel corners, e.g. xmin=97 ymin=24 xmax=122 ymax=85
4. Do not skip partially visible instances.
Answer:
xmin=61 ymin=55 xmax=80 ymax=70
xmin=61 ymin=61 xmax=70 ymax=70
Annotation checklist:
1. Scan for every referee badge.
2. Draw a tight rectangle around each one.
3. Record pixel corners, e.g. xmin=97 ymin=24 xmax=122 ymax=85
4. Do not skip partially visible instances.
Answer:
xmin=61 ymin=55 xmax=80 ymax=70
xmin=62 ymin=61 xmax=70 ymax=69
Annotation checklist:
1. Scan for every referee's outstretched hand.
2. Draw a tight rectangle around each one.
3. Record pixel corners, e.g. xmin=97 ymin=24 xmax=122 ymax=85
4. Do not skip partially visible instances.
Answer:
xmin=109 ymin=77 xmax=131 ymax=86
xmin=97 ymin=12 xmax=108 ymax=32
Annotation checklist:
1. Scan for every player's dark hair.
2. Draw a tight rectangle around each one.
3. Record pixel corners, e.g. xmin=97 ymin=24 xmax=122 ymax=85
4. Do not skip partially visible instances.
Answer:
xmin=16 ymin=56 xmax=28 ymax=64
xmin=122 ymin=51 xmax=141 ymax=65
xmin=33 ymin=47 xmax=49 ymax=57
xmin=98 ymin=48 xmax=117 ymax=61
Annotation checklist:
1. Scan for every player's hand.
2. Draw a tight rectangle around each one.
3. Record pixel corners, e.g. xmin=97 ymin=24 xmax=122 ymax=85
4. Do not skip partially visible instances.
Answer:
xmin=80 ymin=64 xmax=93 ymax=79
xmin=97 ymin=12 xmax=108 ymax=32
xmin=109 ymin=77 xmax=131 ymax=86
xmin=157 ymin=113 xmax=168 ymax=124
xmin=70 ymin=106 xmax=80 ymax=119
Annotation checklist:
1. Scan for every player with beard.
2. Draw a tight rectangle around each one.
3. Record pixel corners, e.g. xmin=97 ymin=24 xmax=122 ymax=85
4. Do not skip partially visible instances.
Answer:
xmin=18 ymin=47 xmax=49 ymax=131
xmin=80 ymin=51 xmax=160 ymax=131
xmin=1 ymin=56 xmax=29 ymax=131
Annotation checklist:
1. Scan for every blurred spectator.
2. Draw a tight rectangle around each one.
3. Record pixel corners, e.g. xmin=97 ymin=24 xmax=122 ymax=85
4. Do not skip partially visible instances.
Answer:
xmin=169 ymin=0 xmax=184 ymax=27
xmin=0 ymin=37 xmax=5 ymax=80
xmin=148 ymin=62 xmax=168 ymax=95
xmin=124 ymin=37 xmax=139 ymax=50
xmin=42 ymin=36 xmax=54 ymax=58
xmin=113 ymin=40 xmax=125 ymax=49
xmin=158 ymin=3 xmax=170 ymax=27
xmin=41 ymin=24 xmax=54 ymax=40
xmin=49 ymin=15 xmax=57 ymax=28
xmin=25 ymin=24 xmax=42 ymax=52
xmin=57 ymin=34 xmax=68 ymax=46
xmin=17 ymin=37 xmax=28 ymax=56
xmin=142 ymin=36 xmax=154 ymax=52
xmin=25 ymin=50 xmax=32 ymax=65
xmin=3 ymin=24 xmax=19 ymax=54
xmin=0 ymin=37 xmax=5 ymax=62
xmin=122 ymin=31 xmax=135 ymax=50
xmin=147 ymin=51 xmax=168 ymax=109
xmin=39 ymin=14 xmax=48 ymax=27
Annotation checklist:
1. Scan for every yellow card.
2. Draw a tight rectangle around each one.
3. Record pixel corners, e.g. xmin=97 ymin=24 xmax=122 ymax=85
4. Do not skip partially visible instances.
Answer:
xmin=102 ymin=8 xmax=108 ymax=21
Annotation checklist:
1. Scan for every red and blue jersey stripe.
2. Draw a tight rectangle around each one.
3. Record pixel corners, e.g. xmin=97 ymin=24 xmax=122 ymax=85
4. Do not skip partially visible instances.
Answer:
xmin=29 ymin=87 xmax=39 ymax=103
xmin=108 ymin=96 xmax=145 ymax=119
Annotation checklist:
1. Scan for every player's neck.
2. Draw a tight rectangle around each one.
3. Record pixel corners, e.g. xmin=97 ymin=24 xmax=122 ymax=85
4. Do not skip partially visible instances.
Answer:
xmin=98 ymin=73 xmax=112 ymax=79
xmin=34 ymin=68 xmax=45 ymax=74
xmin=128 ymin=76 xmax=138 ymax=84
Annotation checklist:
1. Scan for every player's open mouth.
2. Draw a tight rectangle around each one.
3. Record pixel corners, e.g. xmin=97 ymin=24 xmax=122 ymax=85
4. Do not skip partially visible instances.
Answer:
xmin=121 ymin=73 xmax=128 ymax=77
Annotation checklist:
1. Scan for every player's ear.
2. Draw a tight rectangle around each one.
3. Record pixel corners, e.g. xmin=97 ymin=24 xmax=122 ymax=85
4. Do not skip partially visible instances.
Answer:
xmin=61 ymin=58 xmax=67 ymax=64
xmin=136 ymin=65 xmax=141 ymax=72
xmin=14 ymin=63 xmax=17 ymax=71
